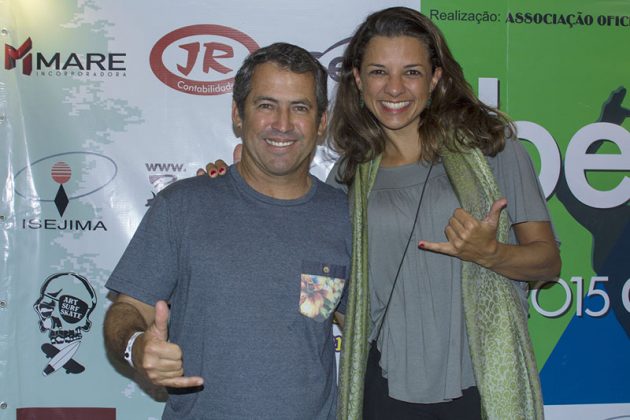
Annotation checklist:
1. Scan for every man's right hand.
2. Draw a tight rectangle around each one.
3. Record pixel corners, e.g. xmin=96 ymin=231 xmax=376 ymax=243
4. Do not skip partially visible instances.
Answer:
xmin=134 ymin=300 xmax=204 ymax=388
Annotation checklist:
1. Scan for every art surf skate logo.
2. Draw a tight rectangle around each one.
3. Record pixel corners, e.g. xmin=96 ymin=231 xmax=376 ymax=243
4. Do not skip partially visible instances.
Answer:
xmin=33 ymin=272 xmax=97 ymax=376
xmin=149 ymin=24 xmax=259 ymax=95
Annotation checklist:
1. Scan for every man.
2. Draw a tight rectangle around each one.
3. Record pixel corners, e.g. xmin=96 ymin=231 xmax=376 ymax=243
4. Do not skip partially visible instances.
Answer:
xmin=104 ymin=43 xmax=350 ymax=419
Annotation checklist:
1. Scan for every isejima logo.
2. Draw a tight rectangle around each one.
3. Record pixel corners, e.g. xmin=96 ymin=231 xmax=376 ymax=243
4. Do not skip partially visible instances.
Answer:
xmin=149 ymin=24 xmax=259 ymax=95
xmin=4 ymin=37 xmax=127 ymax=77
xmin=14 ymin=152 xmax=117 ymax=231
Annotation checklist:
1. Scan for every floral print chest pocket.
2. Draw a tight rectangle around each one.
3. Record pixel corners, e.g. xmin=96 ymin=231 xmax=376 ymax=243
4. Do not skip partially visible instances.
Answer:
xmin=299 ymin=261 xmax=347 ymax=322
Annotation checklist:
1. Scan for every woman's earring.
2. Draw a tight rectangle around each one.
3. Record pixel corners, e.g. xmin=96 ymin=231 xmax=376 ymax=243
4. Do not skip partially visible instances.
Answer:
xmin=359 ymin=94 xmax=365 ymax=108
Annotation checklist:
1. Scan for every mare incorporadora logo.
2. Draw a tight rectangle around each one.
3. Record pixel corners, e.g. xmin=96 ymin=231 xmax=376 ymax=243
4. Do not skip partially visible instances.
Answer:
xmin=149 ymin=24 xmax=259 ymax=95
xmin=4 ymin=37 xmax=127 ymax=77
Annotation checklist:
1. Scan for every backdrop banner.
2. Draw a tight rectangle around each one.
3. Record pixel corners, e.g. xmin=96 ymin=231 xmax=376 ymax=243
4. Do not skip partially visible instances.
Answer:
xmin=1 ymin=1 xmax=628 ymax=419
xmin=421 ymin=1 xmax=630 ymax=418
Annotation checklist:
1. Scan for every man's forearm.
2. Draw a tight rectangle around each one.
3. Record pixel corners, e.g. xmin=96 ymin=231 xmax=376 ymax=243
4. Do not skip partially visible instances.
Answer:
xmin=103 ymin=300 xmax=149 ymax=361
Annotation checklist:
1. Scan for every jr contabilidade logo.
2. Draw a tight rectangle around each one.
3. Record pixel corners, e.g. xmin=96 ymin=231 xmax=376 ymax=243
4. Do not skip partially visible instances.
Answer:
xmin=150 ymin=24 xmax=259 ymax=95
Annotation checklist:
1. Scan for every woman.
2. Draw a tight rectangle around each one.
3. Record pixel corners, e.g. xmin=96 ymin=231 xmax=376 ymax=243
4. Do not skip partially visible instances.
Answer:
xmin=330 ymin=7 xmax=560 ymax=420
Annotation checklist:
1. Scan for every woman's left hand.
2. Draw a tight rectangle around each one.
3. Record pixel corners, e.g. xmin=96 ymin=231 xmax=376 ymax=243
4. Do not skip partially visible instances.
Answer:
xmin=419 ymin=198 xmax=507 ymax=267
xmin=420 ymin=197 xmax=561 ymax=281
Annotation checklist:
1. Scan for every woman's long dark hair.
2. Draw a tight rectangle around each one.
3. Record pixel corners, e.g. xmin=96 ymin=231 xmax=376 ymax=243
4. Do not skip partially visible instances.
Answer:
xmin=329 ymin=7 xmax=514 ymax=184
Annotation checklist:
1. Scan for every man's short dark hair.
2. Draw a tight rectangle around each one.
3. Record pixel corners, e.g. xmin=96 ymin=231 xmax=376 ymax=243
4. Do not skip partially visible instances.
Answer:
xmin=233 ymin=42 xmax=328 ymax=121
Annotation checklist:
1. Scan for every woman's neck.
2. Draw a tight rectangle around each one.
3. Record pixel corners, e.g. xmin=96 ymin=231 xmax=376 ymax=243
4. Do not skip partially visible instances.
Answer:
xmin=381 ymin=130 xmax=423 ymax=167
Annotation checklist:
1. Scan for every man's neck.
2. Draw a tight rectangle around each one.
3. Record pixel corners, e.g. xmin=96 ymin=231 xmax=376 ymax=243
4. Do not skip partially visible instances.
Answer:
xmin=236 ymin=162 xmax=312 ymax=200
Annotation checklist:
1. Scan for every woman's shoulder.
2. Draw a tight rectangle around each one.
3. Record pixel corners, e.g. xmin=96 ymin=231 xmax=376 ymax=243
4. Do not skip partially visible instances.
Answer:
xmin=489 ymin=136 xmax=532 ymax=168
xmin=325 ymin=159 xmax=349 ymax=193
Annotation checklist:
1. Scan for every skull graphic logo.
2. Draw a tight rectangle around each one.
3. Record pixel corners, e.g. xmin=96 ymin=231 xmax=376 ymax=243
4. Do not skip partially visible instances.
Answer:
xmin=33 ymin=272 xmax=97 ymax=375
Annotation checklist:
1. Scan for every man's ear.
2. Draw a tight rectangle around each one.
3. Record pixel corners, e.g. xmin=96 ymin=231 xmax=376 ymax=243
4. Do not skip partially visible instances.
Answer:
xmin=318 ymin=111 xmax=327 ymax=137
xmin=231 ymin=101 xmax=242 ymax=138
xmin=232 ymin=101 xmax=241 ymax=126
xmin=316 ymin=110 xmax=328 ymax=145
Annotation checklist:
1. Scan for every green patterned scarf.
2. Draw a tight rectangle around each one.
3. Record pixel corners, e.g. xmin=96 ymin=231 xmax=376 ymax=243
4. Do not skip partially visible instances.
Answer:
xmin=337 ymin=154 xmax=381 ymax=420
xmin=337 ymin=147 xmax=544 ymax=420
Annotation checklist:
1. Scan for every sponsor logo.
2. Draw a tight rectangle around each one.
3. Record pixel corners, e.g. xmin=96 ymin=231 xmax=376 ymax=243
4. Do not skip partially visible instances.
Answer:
xmin=5 ymin=37 xmax=32 ymax=75
xmin=4 ymin=37 xmax=127 ymax=78
xmin=33 ymin=272 xmax=97 ymax=376
xmin=334 ymin=335 xmax=342 ymax=353
xmin=310 ymin=38 xmax=351 ymax=83
xmin=145 ymin=162 xmax=186 ymax=172
xmin=15 ymin=152 xmax=117 ymax=230
xmin=149 ymin=24 xmax=259 ymax=95
xmin=145 ymin=162 xmax=186 ymax=206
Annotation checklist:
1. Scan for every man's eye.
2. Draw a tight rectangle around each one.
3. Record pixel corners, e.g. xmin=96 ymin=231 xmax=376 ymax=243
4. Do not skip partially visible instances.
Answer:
xmin=294 ymin=105 xmax=309 ymax=112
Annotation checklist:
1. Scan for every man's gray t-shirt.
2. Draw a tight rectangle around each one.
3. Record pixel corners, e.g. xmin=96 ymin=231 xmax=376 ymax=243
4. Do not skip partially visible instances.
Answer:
xmin=107 ymin=166 xmax=351 ymax=419
xmin=327 ymin=139 xmax=552 ymax=404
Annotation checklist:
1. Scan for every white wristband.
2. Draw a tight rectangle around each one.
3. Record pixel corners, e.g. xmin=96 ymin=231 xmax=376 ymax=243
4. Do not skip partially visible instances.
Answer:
xmin=124 ymin=331 xmax=144 ymax=368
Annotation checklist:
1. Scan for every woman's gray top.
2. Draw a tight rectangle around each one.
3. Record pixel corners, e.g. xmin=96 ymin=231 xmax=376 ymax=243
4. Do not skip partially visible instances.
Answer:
xmin=327 ymin=139 xmax=552 ymax=403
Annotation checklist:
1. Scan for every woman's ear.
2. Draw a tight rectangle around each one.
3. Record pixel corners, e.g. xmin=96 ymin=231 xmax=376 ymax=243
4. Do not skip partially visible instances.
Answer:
xmin=431 ymin=67 xmax=443 ymax=92
xmin=352 ymin=67 xmax=363 ymax=92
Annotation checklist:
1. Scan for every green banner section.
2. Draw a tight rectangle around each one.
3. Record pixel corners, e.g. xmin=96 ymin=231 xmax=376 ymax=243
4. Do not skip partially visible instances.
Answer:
xmin=421 ymin=0 xmax=630 ymax=371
